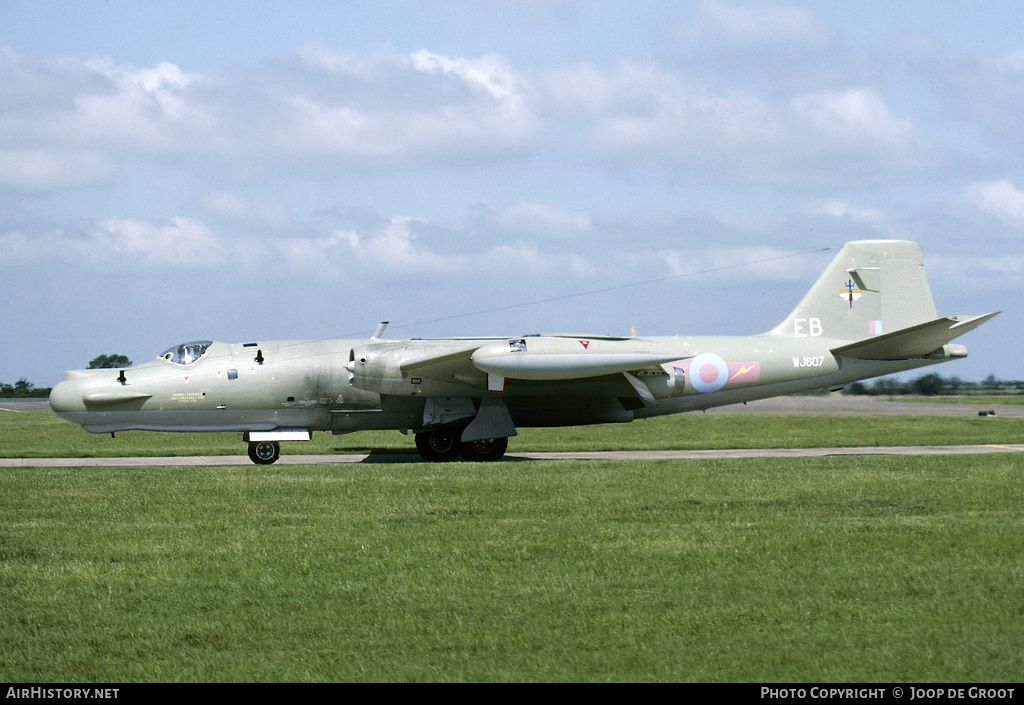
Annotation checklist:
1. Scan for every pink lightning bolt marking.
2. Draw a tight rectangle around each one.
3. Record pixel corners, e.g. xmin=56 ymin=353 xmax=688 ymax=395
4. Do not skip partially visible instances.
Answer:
xmin=731 ymin=364 xmax=755 ymax=380
xmin=727 ymin=361 xmax=761 ymax=384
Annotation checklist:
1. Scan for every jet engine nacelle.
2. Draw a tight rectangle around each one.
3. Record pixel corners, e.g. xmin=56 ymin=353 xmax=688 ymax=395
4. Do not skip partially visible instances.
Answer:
xmin=347 ymin=343 xmax=481 ymax=397
xmin=347 ymin=343 xmax=398 ymax=394
xmin=470 ymin=336 xmax=684 ymax=381
xmin=630 ymin=365 xmax=687 ymax=399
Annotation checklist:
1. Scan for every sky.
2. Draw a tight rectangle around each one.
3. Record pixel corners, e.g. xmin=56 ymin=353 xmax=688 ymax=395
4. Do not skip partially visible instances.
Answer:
xmin=1 ymin=0 xmax=1020 ymax=388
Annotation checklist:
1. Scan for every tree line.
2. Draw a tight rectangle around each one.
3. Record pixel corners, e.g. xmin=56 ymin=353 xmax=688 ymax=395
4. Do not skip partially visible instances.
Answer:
xmin=0 ymin=379 xmax=49 ymax=398
xmin=844 ymin=373 xmax=1023 ymax=397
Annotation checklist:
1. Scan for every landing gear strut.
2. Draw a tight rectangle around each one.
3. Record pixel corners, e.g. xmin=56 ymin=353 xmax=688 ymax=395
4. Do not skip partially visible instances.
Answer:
xmin=248 ymin=440 xmax=281 ymax=465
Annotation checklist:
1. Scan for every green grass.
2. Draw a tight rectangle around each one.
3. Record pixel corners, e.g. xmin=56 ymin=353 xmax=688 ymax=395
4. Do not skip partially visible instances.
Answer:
xmin=2 ymin=410 xmax=1023 ymax=458
xmin=3 ymin=410 xmax=1024 ymax=681
xmin=2 ymin=455 xmax=1023 ymax=682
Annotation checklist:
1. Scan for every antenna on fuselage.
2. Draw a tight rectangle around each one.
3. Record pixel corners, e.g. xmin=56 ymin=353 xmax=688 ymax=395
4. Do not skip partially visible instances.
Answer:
xmin=371 ymin=321 xmax=389 ymax=340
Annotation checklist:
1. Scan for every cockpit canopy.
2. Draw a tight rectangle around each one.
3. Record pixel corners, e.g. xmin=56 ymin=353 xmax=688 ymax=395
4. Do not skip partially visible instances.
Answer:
xmin=160 ymin=341 xmax=213 ymax=366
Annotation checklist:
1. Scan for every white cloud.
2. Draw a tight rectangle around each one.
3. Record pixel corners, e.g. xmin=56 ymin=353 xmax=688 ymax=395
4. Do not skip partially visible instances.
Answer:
xmin=557 ymin=61 xmax=780 ymax=154
xmin=0 ymin=229 xmax=49 ymax=260
xmin=337 ymin=216 xmax=451 ymax=270
xmin=410 ymin=50 xmax=524 ymax=106
xmin=199 ymin=192 xmax=289 ymax=230
xmin=0 ymin=39 xmax=947 ymax=192
xmin=909 ymin=41 xmax=1024 ymax=154
xmin=55 ymin=59 xmax=208 ymax=151
xmin=486 ymin=203 xmax=592 ymax=238
xmin=802 ymin=199 xmax=886 ymax=225
xmin=552 ymin=64 xmax=939 ymax=186
xmin=90 ymin=217 xmax=227 ymax=268
xmin=262 ymin=44 xmax=540 ymax=166
xmin=452 ymin=0 xmax=579 ymax=23
xmin=276 ymin=216 xmax=459 ymax=278
xmin=963 ymin=179 xmax=1024 ymax=229
xmin=972 ymin=255 xmax=1024 ymax=275
xmin=270 ymin=213 xmax=603 ymax=284
xmin=0 ymin=217 xmax=230 ymax=269
xmin=997 ymin=49 xmax=1024 ymax=73
xmin=475 ymin=241 xmax=593 ymax=279
xmin=659 ymin=245 xmax=809 ymax=283
xmin=929 ymin=252 xmax=1024 ymax=291
xmin=0 ymin=46 xmax=212 ymax=189
xmin=0 ymin=149 xmax=112 ymax=192
xmin=0 ymin=42 xmax=543 ymax=185
xmin=791 ymin=89 xmax=921 ymax=147
xmin=84 ymin=58 xmax=205 ymax=120
xmin=679 ymin=0 xmax=831 ymax=48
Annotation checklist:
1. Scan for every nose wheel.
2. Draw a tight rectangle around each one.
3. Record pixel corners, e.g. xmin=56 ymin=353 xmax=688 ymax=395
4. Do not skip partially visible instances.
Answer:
xmin=248 ymin=440 xmax=281 ymax=465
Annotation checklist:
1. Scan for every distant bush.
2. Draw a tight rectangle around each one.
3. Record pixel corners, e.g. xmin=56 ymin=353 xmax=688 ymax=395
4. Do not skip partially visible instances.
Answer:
xmin=0 ymin=379 xmax=51 ymax=398
xmin=844 ymin=373 xmax=1023 ymax=396
xmin=88 ymin=354 xmax=133 ymax=369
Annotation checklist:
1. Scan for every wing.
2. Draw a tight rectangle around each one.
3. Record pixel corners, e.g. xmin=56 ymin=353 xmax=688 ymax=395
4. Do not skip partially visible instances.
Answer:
xmin=347 ymin=336 xmax=689 ymax=397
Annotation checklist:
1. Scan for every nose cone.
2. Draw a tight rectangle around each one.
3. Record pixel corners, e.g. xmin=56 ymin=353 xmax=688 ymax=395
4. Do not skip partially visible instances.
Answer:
xmin=49 ymin=377 xmax=86 ymax=414
xmin=50 ymin=369 xmax=153 ymax=414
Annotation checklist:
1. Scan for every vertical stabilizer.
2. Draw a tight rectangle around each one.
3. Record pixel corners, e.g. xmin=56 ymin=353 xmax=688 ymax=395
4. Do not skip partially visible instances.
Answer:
xmin=771 ymin=240 xmax=937 ymax=342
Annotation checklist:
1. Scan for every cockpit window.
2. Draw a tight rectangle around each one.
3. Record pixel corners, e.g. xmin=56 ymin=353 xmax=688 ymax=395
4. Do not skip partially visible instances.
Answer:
xmin=160 ymin=341 xmax=213 ymax=366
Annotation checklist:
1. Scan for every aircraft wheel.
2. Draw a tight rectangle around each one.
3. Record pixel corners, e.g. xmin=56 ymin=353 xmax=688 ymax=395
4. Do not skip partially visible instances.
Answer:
xmin=415 ymin=429 xmax=461 ymax=462
xmin=459 ymin=437 xmax=509 ymax=462
xmin=248 ymin=440 xmax=280 ymax=465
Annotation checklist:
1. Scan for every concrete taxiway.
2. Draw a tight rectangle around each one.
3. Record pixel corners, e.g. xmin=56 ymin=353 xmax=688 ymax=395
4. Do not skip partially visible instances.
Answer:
xmin=2 ymin=444 xmax=1023 ymax=467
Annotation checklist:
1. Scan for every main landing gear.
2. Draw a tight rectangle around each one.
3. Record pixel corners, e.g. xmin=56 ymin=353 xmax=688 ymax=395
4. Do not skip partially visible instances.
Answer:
xmin=414 ymin=429 xmax=508 ymax=462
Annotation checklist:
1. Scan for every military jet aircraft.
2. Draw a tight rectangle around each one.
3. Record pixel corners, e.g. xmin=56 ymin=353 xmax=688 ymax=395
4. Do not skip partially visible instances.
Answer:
xmin=50 ymin=240 xmax=997 ymax=463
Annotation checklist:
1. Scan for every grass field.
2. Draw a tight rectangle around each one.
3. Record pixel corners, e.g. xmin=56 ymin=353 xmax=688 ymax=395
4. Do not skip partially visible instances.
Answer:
xmin=2 ymin=411 xmax=1023 ymax=682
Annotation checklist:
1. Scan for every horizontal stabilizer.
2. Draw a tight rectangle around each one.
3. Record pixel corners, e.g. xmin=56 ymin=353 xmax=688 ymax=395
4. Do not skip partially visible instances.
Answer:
xmin=832 ymin=312 xmax=999 ymax=361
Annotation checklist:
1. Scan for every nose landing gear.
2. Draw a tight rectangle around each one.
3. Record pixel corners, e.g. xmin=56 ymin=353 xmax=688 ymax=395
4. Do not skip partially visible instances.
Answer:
xmin=248 ymin=440 xmax=281 ymax=465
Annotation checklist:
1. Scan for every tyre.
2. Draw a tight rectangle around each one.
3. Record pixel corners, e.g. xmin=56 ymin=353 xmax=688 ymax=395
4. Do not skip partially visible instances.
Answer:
xmin=248 ymin=440 xmax=280 ymax=465
xmin=459 ymin=437 xmax=509 ymax=462
xmin=414 ymin=429 xmax=462 ymax=462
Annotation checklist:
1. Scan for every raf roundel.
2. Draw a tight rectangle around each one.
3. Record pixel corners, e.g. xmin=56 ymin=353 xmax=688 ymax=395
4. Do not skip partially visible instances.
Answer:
xmin=688 ymin=353 xmax=729 ymax=393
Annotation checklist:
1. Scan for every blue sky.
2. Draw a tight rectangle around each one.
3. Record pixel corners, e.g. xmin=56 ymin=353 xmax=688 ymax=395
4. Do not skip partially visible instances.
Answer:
xmin=1 ymin=0 xmax=1019 ymax=387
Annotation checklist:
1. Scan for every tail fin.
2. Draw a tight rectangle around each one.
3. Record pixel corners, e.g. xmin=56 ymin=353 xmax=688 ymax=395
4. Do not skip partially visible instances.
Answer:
xmin=771 ymin=240 xmax=937 ymax=342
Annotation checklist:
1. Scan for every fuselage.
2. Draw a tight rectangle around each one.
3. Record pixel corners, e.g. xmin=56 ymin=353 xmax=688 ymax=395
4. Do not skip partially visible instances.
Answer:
xmin=48 ymin=332 xmax=952 ymax=437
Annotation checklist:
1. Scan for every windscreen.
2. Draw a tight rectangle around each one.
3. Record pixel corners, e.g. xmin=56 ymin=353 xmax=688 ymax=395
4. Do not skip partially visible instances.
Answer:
xmin=159 ymin=341 xmax=213 ymax=366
